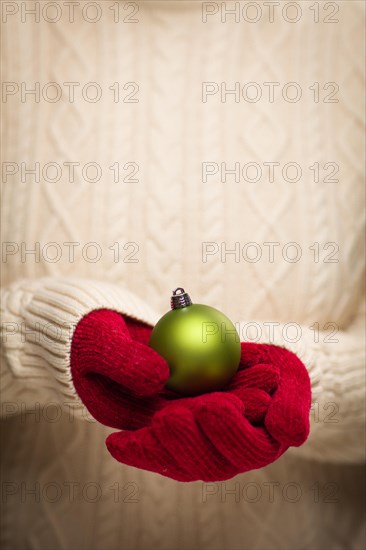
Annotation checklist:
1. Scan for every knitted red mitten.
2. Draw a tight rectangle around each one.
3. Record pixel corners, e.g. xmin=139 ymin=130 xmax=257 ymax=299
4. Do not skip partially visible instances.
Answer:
xmin=71 ymin=309 xmax=170 ymax=430
xmin=71 ymin=310 xmax=311 ymax=482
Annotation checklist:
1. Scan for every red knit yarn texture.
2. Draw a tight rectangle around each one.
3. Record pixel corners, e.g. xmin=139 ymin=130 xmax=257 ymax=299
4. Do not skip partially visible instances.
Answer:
xmin=71 ymin=309 xmax=311 ymax=482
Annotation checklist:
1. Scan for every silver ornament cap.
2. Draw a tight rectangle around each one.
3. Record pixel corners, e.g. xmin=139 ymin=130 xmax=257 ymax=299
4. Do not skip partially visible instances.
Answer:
xmin=170 ymin=287 xmax=192 ymax=310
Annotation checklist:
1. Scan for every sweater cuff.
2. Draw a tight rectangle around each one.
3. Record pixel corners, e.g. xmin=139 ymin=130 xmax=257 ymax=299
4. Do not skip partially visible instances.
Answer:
xmin=21 ymin=278 xmax=160 ymax=412
xmin=239 ymin=319 xmax=366 ymax=463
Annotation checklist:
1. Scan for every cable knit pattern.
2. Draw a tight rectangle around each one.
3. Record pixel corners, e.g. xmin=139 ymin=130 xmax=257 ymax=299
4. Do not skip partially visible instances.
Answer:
xmin=1 ymin=1 xmax=365 ymax=549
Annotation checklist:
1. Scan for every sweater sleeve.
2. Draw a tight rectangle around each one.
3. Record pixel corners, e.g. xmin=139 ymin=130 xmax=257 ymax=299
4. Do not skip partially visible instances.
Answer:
xmin=2 ymin=278 xmax=364 ymax=463
xmin=0 ymin=277 xmax=159 ymax=420
xmin=240 ymin=299 xmax=366 ymax=464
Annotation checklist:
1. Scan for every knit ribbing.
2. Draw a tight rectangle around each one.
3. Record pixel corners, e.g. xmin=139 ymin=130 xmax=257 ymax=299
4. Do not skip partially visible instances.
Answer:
xmin=1 ymin=278 xmax=159 ymax=415
xmin=240 ymin=308 xmax=366 ymax=463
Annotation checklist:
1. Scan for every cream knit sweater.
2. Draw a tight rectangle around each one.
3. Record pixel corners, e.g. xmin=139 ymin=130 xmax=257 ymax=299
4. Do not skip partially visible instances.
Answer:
xmin=1 ymin=2 xmax=365 ymax=549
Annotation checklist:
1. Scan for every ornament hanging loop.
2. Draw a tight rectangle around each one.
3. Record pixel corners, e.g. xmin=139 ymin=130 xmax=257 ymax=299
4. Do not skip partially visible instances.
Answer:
xmin=171 ymin=288 xmax=192 ymax=310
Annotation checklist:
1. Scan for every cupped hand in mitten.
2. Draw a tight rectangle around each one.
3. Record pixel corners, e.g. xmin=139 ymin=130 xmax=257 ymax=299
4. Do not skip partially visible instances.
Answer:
xmin=106 ymin=342 xmax=312 ymax=482
xmin=70 ymin=309 xmax=171 ymax=430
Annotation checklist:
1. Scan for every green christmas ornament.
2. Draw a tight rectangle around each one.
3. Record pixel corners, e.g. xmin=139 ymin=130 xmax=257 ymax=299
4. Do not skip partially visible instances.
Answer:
xmin=149 ymin=288 xmax=241 ymax=396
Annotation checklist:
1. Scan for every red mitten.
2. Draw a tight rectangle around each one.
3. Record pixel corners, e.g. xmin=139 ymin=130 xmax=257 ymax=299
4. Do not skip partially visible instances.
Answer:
xmin=71 ymin=310 xmax=311 ymax=482
xmin=106 ymin=343 xmax=311 ymax=481
xmin=70 ymin=309 xmax=170 ymax=430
